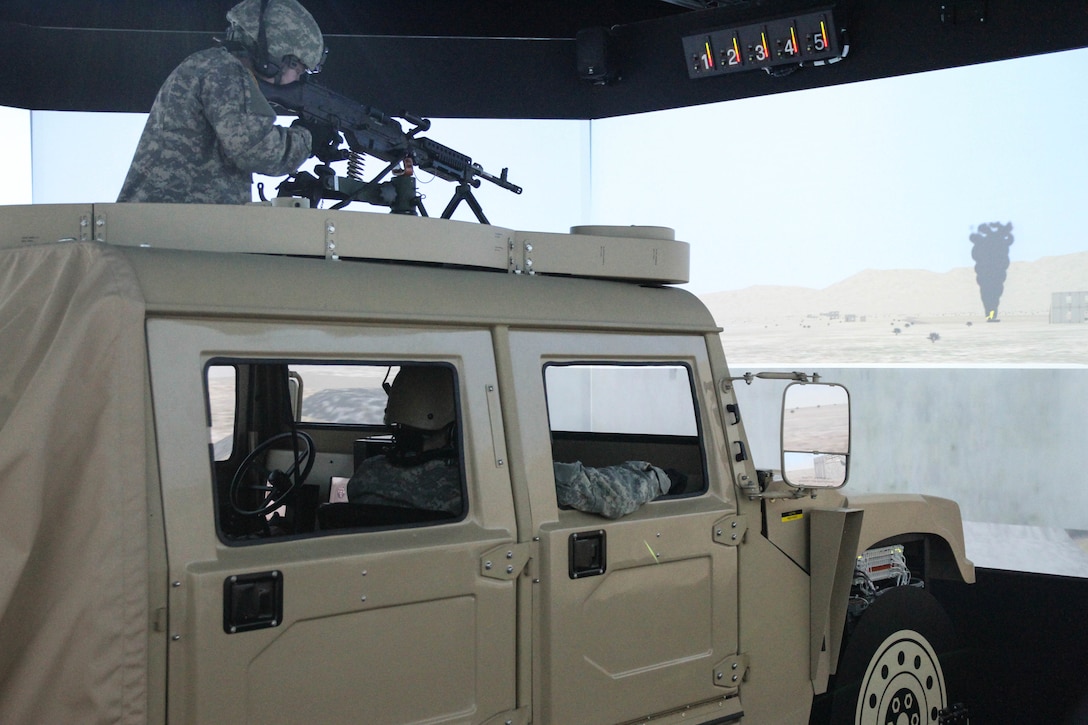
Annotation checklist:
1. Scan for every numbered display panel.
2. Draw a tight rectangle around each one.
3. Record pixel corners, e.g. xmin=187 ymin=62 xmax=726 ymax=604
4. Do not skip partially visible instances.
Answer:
xmin=682 ymin=9 xmax=838 ymax=78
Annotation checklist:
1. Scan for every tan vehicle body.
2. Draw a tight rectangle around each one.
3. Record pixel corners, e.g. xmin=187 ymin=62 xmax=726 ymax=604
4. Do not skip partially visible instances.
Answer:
xmin=0 ymin=203 xmax=972 ymax=725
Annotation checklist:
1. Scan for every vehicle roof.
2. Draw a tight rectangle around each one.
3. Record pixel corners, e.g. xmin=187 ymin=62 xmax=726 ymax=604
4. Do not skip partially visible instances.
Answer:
xmin=124 ymin=245 xmax=716 ymax=333
xmin=0 ymin=203 xmax=717 ymax=334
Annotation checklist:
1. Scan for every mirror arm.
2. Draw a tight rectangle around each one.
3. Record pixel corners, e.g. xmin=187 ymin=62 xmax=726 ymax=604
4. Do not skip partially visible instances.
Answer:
xmin=725 ymin=371 xmax=821 ymax=388
xmin=742 ymin=470 xmax=817 ymax=501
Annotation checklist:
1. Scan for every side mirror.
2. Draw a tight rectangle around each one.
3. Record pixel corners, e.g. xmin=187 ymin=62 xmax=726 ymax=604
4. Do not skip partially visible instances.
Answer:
xmin=781 ymin=382 xmax=850 ymax=488
xmin=288 ymin=370 xmax=304 ymax=421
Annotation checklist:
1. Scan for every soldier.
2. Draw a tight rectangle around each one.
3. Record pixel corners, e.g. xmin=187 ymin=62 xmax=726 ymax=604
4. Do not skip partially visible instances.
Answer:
xmin=347 ymin=365 xmax=677 ymax=519
xmin=117 ymin=0 xmax=333 ymax=204
xmin=347 ymin=366 xmax=463 ymax=516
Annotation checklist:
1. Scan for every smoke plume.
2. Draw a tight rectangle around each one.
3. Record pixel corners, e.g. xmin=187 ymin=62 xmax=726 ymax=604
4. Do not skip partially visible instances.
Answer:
xmin=969 ymin=221 xmax=1014 ymax=321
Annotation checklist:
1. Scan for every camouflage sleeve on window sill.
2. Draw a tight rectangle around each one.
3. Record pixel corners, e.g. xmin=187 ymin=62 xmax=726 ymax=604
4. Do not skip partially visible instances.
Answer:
xmin=347 ymin=455 xmax=462 ymax=514
xmin=553 ymin=460 xmax=672 ymax=519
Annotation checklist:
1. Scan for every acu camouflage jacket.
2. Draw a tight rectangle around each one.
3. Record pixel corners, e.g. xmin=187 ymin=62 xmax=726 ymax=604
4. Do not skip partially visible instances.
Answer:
xmin=118 ymin=47 xmax=311 ymax=204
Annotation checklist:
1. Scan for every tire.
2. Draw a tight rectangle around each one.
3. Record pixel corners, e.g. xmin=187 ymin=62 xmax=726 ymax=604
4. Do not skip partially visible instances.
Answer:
xmin=825 ymin=586 xmax=963 ymax=725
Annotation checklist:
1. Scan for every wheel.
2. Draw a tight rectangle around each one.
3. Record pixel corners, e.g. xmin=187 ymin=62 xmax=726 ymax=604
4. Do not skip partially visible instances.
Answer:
xmin=229 ymin=430 xmax=315 ymax=516
xmin=827 ymin=586 xmax=962 ymax=725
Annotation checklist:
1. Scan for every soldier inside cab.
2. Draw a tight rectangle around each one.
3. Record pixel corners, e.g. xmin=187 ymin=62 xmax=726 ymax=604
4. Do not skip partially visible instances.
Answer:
xmin=344 ymin=365 xmax=676 ymax=521
xmin=346 ymin=366 xmax=464 ymax=517
xmin=117 ymin=0 xmax=338 ymax=205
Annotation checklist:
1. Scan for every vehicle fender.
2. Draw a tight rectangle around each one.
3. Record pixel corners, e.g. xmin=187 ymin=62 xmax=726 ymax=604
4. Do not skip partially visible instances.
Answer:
xmin=844 ymin=493 xmax=975 ymax=584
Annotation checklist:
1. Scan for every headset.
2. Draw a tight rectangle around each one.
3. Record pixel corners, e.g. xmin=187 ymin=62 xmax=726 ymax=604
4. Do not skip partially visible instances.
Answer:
xmin=252 ymin=0 xmax=282 ymax=79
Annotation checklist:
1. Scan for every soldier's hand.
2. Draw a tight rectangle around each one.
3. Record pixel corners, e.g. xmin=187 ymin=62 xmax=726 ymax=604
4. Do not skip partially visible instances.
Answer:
xmin=293 ymin=119 xmax=345 ymax=163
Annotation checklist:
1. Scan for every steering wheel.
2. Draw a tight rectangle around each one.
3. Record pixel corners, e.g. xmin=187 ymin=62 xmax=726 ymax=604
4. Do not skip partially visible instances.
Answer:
xmin=229 ymin=431 xmax=316 ymax=516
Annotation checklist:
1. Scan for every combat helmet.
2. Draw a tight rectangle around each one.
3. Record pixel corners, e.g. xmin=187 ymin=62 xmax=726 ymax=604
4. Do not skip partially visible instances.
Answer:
xmin=226 ymin=0 xmax=325 ymax=74
xmin=385 ymin=366 xmax=456 ymax=432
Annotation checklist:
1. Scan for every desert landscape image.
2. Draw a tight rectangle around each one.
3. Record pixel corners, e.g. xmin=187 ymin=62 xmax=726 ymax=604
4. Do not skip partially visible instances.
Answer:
xmin=700 ymin=250 xmax=1088 ymax=365
xmin=701 ymin=249 xmax=1088 ymax=573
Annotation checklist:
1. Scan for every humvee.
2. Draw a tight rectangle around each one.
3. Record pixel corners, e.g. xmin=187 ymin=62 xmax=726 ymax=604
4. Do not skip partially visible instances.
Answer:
xmin=0 ymin=202 xmax=972 ymax=724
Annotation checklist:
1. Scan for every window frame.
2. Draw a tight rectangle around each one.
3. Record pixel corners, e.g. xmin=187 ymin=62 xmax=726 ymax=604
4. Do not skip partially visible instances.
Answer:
xmin=542 ymin=360 xmax=710 ymax=505
xmin=204 ymin=357 xmax=468 ymax=545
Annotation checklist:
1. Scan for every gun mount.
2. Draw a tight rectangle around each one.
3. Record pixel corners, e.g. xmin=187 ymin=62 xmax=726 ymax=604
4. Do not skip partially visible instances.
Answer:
xmin=259 ymin=80 xmax=521 ymax=224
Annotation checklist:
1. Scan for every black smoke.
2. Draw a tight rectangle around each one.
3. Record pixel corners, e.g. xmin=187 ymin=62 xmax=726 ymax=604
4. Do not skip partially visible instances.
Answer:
xmin=969 ymin=221 xmax=1014 ymax=321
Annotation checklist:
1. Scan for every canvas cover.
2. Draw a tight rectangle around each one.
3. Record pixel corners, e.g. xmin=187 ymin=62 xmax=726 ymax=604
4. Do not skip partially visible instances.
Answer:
xmin=0 ymin=241 xmax=150 ymax=723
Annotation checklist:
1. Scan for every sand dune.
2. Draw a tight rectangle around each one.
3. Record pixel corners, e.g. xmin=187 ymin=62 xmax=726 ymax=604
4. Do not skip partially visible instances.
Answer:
xmin=698 ymin=251 xmax=1088 ymax=364
xmin=700 ymin=250 xmax=1088 ymax=320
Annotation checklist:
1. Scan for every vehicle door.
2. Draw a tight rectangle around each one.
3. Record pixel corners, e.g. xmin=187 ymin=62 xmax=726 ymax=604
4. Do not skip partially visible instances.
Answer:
xmin=504 ymin=331 xmax=743 ymax=725
xmin=147 ymin=318 xmax=519 ymax=724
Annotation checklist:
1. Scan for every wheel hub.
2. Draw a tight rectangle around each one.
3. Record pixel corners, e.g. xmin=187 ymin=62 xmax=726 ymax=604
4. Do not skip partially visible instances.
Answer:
xmin=855 ymin=629 xmax=946 ymax=725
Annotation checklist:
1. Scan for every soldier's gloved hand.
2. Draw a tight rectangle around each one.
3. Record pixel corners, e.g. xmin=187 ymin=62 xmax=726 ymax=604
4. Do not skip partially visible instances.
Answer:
xmin=293 ymin=119 xmax=345 ymax=163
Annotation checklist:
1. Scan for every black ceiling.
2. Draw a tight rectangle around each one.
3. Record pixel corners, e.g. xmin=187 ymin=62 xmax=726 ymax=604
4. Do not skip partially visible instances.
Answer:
xmin=0 ymin=1 xmax=693 ymax=37
xmin=4 ymin=0 xmax=1088 ymax=119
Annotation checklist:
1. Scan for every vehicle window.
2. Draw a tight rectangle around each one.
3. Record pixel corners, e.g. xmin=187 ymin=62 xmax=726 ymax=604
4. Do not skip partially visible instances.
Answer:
xmin=204 ymin=360 xmax=465 ymax=544
xmin=292 ymin=364 xmax=391 ymax=425
xmin=207 ymin=364 xmax=237 ymax=462
xmin=544 ymin=363 xmax=707 ymax=517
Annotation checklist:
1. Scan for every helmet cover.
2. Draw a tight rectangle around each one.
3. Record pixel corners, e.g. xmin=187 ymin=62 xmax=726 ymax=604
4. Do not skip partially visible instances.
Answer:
xmin=226 ymin=0 xmax=325 ymax=71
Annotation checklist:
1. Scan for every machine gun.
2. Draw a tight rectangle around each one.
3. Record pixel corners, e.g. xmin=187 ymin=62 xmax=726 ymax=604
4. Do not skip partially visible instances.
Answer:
xmin=258 ymin=79 xmax=521 ymax=224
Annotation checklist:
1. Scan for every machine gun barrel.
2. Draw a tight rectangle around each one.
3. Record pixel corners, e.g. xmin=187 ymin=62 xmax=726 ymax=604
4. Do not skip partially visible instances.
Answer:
xmin=258 ymin=79 xmax=521 ymax=195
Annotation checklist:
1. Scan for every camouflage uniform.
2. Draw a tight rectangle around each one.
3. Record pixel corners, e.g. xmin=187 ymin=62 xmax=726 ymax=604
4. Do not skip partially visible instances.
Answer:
xmin=554 ymin=461 xmax=672 ymax=519
xmin=347 ymin=455 xmax=462 ymax=515
xmin=117 ymin=46 xmax=312 ymax=204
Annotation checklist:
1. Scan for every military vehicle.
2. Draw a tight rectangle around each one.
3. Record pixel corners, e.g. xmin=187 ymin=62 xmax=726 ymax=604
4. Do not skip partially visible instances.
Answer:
xmin=0 ymin=202 xmax=972 ymax=724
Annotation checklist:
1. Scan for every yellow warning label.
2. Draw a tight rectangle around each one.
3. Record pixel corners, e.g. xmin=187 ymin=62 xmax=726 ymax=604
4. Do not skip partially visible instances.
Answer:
xmin=781 ymin=510 xmax=804 ymax=523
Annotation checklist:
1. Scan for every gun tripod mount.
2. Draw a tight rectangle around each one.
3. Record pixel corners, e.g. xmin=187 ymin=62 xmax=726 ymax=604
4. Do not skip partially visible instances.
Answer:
xmin=274 ymin=161 xmax=512 ymax=225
